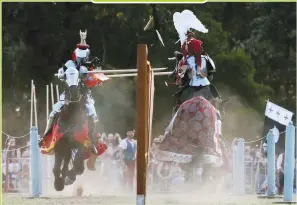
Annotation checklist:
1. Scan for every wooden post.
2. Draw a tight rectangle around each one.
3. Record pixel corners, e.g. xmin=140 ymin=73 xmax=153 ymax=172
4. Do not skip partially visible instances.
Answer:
xmin=136 ymin=44 xmax=149 ymax=205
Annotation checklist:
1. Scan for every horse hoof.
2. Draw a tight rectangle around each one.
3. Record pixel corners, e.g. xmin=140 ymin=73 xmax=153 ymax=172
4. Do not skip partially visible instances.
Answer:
xmin=87 ymin=159 xmax=96 ymax=171
xmin=54 ymin=177 xmax=65 ymax=191
xmin=74 ymin=185 xmax=83 ymax=196
xmin=87 ymin=167 xmax=96 ymax=171
xmin=65 ymin=177 xmax=75 ymax=186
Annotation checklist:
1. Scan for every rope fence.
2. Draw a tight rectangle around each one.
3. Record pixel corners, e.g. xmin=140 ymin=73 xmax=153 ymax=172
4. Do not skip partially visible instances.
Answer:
xmin=2 ymin=132 xmax=30 ymax=139
xmin=2 ymin=145 xmax=30 ymax=153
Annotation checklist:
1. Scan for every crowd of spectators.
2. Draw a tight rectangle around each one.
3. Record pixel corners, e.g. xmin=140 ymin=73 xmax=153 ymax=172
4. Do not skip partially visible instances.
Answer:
xmin=2 ymin=139 xmax=30 ymax=192
xmin=2 ymin=135 xmax=296 ymax=195
xmin=241 ymin=143 xmax=296 ymax=195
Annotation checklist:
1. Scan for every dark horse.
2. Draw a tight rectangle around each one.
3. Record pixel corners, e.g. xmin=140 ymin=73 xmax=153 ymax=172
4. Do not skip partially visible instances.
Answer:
xmin=154 ymin=97 xmax=230 ymax=182
xmin=53 ymin=98 xmax=90 ymax=190
xmin=40 ymin=67 xmax=91 ymax=191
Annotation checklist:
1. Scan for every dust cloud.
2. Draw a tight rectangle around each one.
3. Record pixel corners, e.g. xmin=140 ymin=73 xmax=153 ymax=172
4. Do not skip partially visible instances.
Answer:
xmin=217 ymin=84 xmax=264 ymax=144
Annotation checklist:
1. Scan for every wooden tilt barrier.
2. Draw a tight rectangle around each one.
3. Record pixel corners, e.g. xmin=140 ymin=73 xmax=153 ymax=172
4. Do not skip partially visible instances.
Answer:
xmin=136 ymin=44 xmax=150 ymax=205
xmin=136 ymin=44 xmax=167 ymax=205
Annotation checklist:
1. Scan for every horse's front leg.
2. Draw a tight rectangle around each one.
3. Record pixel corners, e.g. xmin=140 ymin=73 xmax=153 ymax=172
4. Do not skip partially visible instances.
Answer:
xmin=73 ymin=146 xmax=85 ymax=175
xmin=65 ymin=149 xmax=77 ymax=186
xmin=61 ymin=147 xmax=72 ymax=179
xmin=53 ymin=148 xmax=65 ymax=191
xmin=65 ymin=147 xmax=85 ymax=186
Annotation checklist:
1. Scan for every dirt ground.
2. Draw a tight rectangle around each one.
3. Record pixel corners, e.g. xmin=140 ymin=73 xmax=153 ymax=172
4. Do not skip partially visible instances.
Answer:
xmin=3 ymin=166 xmax=296 ymax=205
xmin=3 ymin=192 xmax=297 ymax=205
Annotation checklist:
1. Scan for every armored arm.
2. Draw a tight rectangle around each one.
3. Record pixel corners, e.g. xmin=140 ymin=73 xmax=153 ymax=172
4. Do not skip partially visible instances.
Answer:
xmin=174 ymin=51 xmax=183 ymax=62
xmin=84 ymin=57 xmax=101 ymax=68
xmin=168 ymin=51 xmax=182 ymax=80
xmin=58 ymin=60 xmax=77 ymax=81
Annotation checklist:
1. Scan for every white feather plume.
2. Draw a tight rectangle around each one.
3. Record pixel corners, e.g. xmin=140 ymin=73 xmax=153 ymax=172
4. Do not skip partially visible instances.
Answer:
xmin=173 ymin=9 xmax=209 ymax=45
xmin=182 ymin=10 xmax=208 ymax=33
xmin=173 ymin=12 xmax=188 ymax=45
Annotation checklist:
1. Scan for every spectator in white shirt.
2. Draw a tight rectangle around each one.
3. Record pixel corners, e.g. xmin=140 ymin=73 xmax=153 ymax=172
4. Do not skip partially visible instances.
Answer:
xmin=119 ymin=130 xmax=137 ymax=191
xmin=8 ymin=159 xmax=21 ymax=189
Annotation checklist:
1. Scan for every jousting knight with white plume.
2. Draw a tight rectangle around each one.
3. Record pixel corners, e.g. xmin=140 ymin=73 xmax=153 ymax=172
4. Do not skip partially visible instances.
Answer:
xmin=169 ymin=10 xmax=219 ymax=112
xmin=167 ymin=10 xmax=230 ymax=170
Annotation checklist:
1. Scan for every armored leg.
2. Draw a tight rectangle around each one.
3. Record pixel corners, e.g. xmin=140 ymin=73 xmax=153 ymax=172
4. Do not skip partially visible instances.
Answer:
xmin=178 ymin=86 xmax=194 ymax=104
xmin=85 ymin=94 xmax=98 ymax=155
xmin=44 ymin=114 xmax=54 ymax=136
xmin=39 ymin=93 xmax=65 ymax=147
xmin=88 ymin=115 xmax=98 ymax=155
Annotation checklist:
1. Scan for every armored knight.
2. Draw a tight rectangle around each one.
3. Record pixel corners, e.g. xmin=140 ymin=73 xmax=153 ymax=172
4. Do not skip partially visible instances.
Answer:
xmin=178 ymin=30 xmax=213 ymax=102
xmin=171 ymin=10 xmax=230 ymax=169
xmin=40 ymin=30 xmax=100 ymax=155
xmin=170 ymin=10 xmax=219 ymax=109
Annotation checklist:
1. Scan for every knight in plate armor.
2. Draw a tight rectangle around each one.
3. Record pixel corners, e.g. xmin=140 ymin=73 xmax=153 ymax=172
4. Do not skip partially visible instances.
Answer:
xmin=170 ymin=10 xmax=220 ymax=110
xmin=176 ymin=30 xmax=216 ymax=105
xmin=40 ymin=30 xmax=101 ymax=155
xmin=171 ymin=10 xmax=226 ymax=139
xmin=170 ymin=10 xmax=231 ymax=170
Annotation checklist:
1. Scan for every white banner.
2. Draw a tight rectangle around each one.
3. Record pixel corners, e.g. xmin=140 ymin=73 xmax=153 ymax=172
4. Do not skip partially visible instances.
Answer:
xmin=265 ymin=101 xmax=294 ymax=126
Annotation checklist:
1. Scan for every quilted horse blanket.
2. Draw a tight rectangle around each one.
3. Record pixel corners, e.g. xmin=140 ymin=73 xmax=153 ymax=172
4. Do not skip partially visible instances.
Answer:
xmin=154 ymin=96 xmax=223 ymax=166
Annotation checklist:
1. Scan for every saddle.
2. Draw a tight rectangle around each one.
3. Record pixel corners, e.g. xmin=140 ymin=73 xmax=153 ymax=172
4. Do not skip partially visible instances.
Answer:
xmin=173 ymin=84 xmax=220 ymax=99
xmin=173 ymin=83 xmax=222 ymax=115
